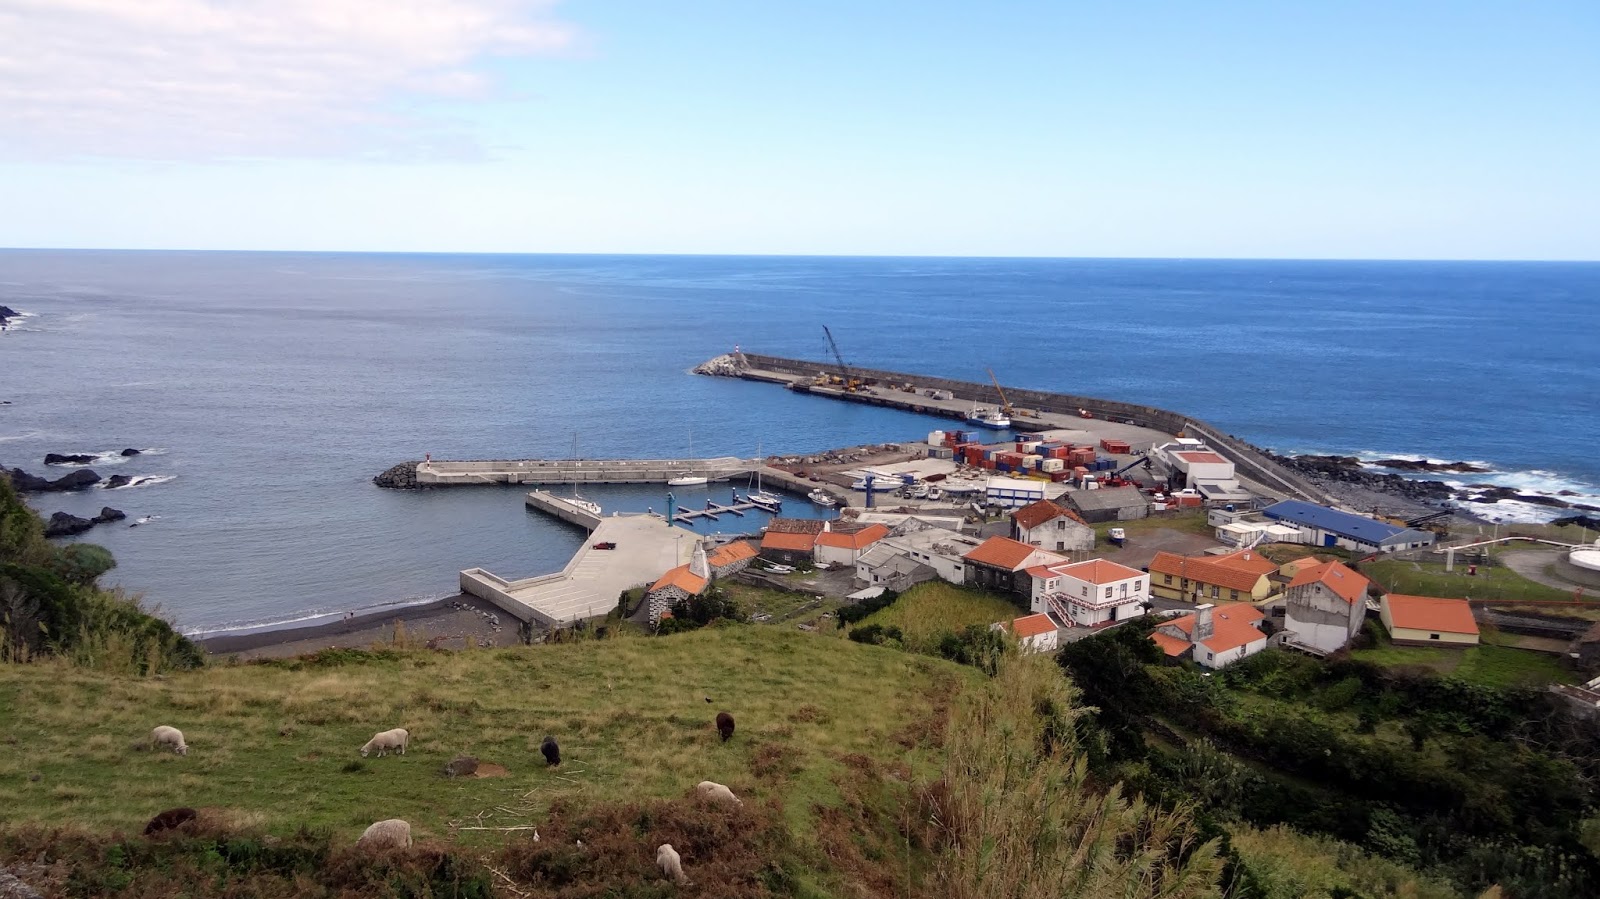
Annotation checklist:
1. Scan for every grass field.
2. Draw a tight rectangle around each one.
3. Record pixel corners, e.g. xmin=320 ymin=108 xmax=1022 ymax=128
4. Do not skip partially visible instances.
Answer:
xmin=0 ymin=627 xmax=972 ymax=850
xmin=1351 ymin=640 xmax=1572 ymax=688
xmin=1091 ymin=508 xmax=1214 ymax=540
xmin=843 ymin=582 xmax=1020 ymax=652
xmin=1361 ymin=557 xmax=1583 ymax=604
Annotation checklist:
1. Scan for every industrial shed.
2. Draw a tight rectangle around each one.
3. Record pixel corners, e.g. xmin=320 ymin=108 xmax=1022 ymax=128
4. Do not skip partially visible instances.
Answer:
xmin=1064 ymin=486 xmax=1149 ymax=523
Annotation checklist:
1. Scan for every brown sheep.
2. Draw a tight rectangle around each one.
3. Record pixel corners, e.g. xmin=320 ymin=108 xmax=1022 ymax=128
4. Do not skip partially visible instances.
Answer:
xmin=716 ymin=711 xmax=735 ymax=742
xmin=143 ymin=807 xmax=199 ymax=835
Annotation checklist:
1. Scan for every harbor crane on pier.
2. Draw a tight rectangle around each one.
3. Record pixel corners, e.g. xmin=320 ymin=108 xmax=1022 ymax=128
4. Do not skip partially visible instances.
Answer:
xmin=822 ymin=326 xmax=865 ymax=391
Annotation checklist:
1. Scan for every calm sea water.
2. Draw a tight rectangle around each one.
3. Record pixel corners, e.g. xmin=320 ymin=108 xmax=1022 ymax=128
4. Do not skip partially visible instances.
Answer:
xmin=1 ymin=252 xmax=1596 ymax=631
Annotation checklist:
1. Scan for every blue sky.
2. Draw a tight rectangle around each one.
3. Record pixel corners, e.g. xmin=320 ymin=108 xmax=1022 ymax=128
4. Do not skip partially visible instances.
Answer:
xmin=1 ymin=1 xmax=1596 ymax=259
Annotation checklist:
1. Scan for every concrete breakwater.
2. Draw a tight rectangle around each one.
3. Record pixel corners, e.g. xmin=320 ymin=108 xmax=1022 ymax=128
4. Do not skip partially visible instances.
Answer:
xmin=698 ymin=351 xmax=1328 ymax=504
xmin=374 ymin=457 xmax=757 ymax=489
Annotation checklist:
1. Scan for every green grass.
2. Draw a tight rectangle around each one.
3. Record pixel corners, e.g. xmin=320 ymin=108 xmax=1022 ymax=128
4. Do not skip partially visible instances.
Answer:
xmin=1091 ymin=508 xmax=1214 ymax=540
xmin=721 ymin=581 xmax=841 ymax=628
xmin=1351 ymin=641 xmax=1572 ymax=688
xmin=0 ymin=627 xmax=973 ymax=849
xmin=1362 ymin=557 xmax=1584 ymax=604
xmin=844 ymin=581 xmax=1020 ymax=651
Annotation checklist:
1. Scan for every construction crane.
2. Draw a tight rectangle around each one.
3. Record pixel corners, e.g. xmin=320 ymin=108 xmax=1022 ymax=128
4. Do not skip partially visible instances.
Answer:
xmin=987 ymin=368 xmax=1015 ymax=416
xmin=823 ymin=326 xmax=863 ymax=391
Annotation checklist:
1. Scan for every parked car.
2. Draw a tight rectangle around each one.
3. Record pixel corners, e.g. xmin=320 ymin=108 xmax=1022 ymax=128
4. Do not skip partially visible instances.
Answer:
xmin=592 ymin=541 xmax=617 ymax=550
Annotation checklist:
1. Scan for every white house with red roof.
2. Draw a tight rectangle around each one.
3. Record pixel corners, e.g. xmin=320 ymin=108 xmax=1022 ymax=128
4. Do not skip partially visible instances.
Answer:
xmin=1010 ymin=499 xmax=1095 ymax=553
xmin=1151 ymin=603 xmax=1268 ymax=669
xmin=1027 ymin=558 xmax=1149 ymax=627
xmin=814 ymin=523 xmax=890 ymax=567
xmin=962 ymin=536 xmax=1070 ymax=596
xmin=994 ymin=612 xmax=1061 ymax=654
xmin=1379 ymin=593 xmax=1480 ymax=647
xmin=1283 ymin=559 xmax=1370 ymax=655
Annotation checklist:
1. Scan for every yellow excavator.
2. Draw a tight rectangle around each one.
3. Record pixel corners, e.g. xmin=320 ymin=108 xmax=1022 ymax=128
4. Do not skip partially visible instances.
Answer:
xmin=988 ymin=368 xmax=1039 ymax=418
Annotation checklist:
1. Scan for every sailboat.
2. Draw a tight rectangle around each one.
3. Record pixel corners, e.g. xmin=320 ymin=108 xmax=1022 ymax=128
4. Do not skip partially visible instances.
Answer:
xmin=667 ymin=427 xmax=709 ymax=487
xmin=567 ymin=434 xmax=603 ymax=516
xmin=745 ymin=440 xmax=783 ymax=510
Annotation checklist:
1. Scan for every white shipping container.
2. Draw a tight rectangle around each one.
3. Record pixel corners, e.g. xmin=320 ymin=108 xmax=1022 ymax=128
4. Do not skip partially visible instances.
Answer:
xmin=1041 ymin=458 xmax=1065 ymax=473
xmin=928 ymin=430 xmax=946 ymax=446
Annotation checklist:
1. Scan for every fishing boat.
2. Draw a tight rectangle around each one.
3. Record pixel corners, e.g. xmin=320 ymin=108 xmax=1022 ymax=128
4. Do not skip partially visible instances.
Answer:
xmin=808 ymin=489 xmax=838 ymax=507
xmin=966 ymin=406 xmax=1011 ymax=429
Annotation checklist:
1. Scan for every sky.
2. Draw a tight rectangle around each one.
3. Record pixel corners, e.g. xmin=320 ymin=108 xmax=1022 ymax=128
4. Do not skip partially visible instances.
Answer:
xmin=0 ymin=0 xmax=1596 ymax=259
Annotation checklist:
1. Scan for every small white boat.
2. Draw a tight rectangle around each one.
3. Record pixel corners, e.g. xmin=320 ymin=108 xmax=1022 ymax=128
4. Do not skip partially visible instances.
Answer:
xmin=808 ymin=489 xmax=838 ymax=507
xmin=667 ymin=475 xmax=709 ymax=487
xmin=967 ymin=406 xmax=1011 ymax=429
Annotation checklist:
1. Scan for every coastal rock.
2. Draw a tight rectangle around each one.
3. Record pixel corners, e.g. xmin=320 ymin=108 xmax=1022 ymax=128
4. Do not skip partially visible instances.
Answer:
xmin=105 ymin=475 xmax=133 ymax=489
xmin=96 ymin=507 xmax=127 ymax=523
xmin=1465 ymin=487 xmax=1569 ymax=508
xmin=1553 ymin=515 xmax=1600 ymax=530
xmin=120 ymin=448 xmax=142 ymax=457
xmin=1 ymin=467 xmax=102 ymax=493
xmin=694 ymin=353 xmax=745 ymax=377
xmin=373 ymin=461 xmax=422 ymax=490
xmin=1373 ymin=458 xmax=1490 ymax=474
xmin=44 ymin=453 xmax=97 ymax=466
xmin=44 ymin=512 xmax=95 ymax=538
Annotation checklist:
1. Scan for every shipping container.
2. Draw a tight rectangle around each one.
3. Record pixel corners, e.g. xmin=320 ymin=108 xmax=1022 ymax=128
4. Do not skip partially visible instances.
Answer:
xmin=1041 ymin=458 xmax=1065 ymax=473
xmin=1101 ymin=439 xmax=1131 ymax=454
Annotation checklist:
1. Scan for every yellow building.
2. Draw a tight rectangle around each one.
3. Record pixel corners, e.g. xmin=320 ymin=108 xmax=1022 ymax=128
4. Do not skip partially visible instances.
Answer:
xmin=1147 ymin=549 xmax=1277 ymax=604
xmin=1379 ymin=593 xmax=1480 ymax=647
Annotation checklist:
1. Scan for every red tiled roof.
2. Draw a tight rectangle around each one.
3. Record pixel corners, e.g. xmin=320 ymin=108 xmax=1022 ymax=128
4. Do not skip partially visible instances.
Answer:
xmin=1012 ymin=499 xmax=1085 ymax=530
xmin=1148 ymin=551 xmax=1269 ymax=593
xmin=1152 ymin=632 xmax=1191 ymax=657
xmin=964 ymin=536 xmax=1047 ymax=570
xmin=649 ymin=565 xmax=708 ymax=596
xmin=1006 ymin=613 xmax=1058 ymax=639
xmin=1288 ymin=560 xmax=1369 ymax=605
xmin=707 ymin=541 xmax=757 ymax=568
xmin=1055 ymin=558 xmax=1144 ymax=585
xmin=1155 ymin=604 xmax=1266 ymax=654
xmin=1384 ymin=593 xmax=1479 ymax=635
xmin=765 ymin=518 xmax=828 ymax=534
xmin=815 ymin=523 xmax=889 ymax=550
xmin=1211 ymin=550 xmax=1277 ymax=577
xmin=761 ymin=530 xmax=818 ymax=552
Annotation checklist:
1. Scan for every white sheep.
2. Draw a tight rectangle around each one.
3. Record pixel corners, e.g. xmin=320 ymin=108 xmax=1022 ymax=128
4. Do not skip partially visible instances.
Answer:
xmin=149 ymin=725 xmax=188 ymax=756
xmin=695 ymin=780 xmax=741 ymax=805
xmin=656 ymin=843 xmax=688 ymax=885
xmin=360 ymin=728 xmax=409 ymax=758
xmin=356 ymin=819 xmax=412 ymax=849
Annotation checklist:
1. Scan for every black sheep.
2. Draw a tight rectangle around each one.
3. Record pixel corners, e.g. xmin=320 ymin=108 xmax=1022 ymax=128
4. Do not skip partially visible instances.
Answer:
xmin=716 ymin=711 xmax=735 ymax=742
xmin=143 ymin=807 xmax=199 ymax=836
xmin=540 ymin=735 xmax=561 ymax=766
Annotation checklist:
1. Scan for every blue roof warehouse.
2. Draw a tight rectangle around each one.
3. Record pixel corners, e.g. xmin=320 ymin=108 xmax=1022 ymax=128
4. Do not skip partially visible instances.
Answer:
xmin=1262 ymin=500 xmax=1436 ymax=553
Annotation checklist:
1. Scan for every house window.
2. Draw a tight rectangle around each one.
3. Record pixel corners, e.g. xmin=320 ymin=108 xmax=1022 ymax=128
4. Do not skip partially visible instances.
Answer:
xmin=1163 ymin=575 xmax=1172 ymax=585
xmin=1430 ymin=633 xmax=1440 ymax=640
xmin=1081 ymin=586 xmax=1089 ymax=596
xmin=1210 ymin=586 xmax=1220 ymax=598
xmin=1104 ymin=587 xmax=1113 ymax=599
xmin=1135 ymin=580 xmax=1142 ymax=591
xmin=1229 ymin=590 xmax=1239 ymax=601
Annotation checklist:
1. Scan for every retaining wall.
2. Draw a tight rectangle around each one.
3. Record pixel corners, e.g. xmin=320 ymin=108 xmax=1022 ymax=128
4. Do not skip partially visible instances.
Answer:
xmin=417 ymin=456 xmax=756 ymax=487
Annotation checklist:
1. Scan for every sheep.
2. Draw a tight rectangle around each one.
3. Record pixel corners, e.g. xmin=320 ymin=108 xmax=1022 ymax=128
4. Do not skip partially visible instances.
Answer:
xmin=716 ymin=711 xmax=735 ymax=742
xmin=696 ymin=780 xmax=741 ymax=805
xmin=656 ymin=843 xmax=689 ymax=885
xmin=356 ymin=819 xmax=413 ymax=849
xmin=540 ymin=735 xmax=560 ymax=767
xmin=360 ymin=728 xmax=409 ymax=758
xmin=149 ymin=725 xmax=188 ymax=756
xmin=143 ymin=807 xmax=198 ymax=835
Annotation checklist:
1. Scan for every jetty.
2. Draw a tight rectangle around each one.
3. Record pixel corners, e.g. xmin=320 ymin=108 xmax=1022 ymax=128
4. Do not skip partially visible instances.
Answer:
xmin=674 ymin=497 xmax=762 ymax=523
xmin=413 ymin=456 xmax=757 ymax=487
xmin=462 ymin=492 xmax=703 ymax=628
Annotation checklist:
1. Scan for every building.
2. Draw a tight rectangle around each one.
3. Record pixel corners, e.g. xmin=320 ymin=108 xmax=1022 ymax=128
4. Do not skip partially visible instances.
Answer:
xmin=1282 ymin=559 xmax=1370 ymax=655
xmin=1148 ymin=550 xmax=1278 ymax=604
xmin=1011 ymin=499 xmax=1095 ymax=554
xmin=876 ymin=526 xmax=982 ymax=584
xmin=645 ymin=544 xmax=712 ymax=624
xmin=1379 ymin=593 xmax=1480 ymax=646
xmin=1029 ymin=558 xmax=1148 ymax=627
xmin=758 ymin=518 xmax=828 ymax=566
xmin=1168 ymin=449 xmax=1235 ymax=488
xmin=1261 ymin=500 xmax=1436 ymax=553
xmin=1064 ymin=486 xmax=1149 ymax=523
xmin=963 ymin=536 xmax=1068 ymax=597
xmin=1151 ymin=603 xmax=1268 ymax=669
xmin=996 ymin=613 xmax=1061 ymax=654
xmin=985 ymin=477 xmax=1047 ymax=510
xmin=706 ymin=541 xmax=757 ymax=578
xmin=854 ymin=544 xmax=938 ymax=592
xmin=815 ymin=523 xmax=890 ymax=567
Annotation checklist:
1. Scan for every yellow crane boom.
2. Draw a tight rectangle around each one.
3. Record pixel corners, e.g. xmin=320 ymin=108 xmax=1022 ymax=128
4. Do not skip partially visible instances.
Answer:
xmin=987 ymin=368 xmax=1014 ymax=415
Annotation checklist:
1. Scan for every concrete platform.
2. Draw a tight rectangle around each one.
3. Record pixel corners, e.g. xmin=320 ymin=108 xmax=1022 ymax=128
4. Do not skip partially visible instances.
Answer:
xmin=461 ymin=514 xmax=701 ymax=627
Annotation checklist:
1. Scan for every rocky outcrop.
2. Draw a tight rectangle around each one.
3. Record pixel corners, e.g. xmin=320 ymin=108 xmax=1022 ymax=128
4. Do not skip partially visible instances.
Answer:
xmin=1373 ymin=458 xmax=1490 ymax=474
xmin=694 ymin=353 xmax=745 ymax=377
xmin=1467 ymin=487 xmax=1570 ymax=508
xmin=2 ymin=467 xmax=102 ymax=492
xmin=0 ymin=305 xmax=17 ymax=325
xmin=373 ymin=461 xmax=422 ymax=489
xmin=120 ymin=448 xmax=142 ymax=457
xmin=1273 ymin=453 xmax=1455 ymax=502
xmin=44 ymin=453 xmax=97 ymax=466
xmin=1554 ymin=515 xmax=1600 ymax=531
xmin=105 ymin=475 xmax=133 ymax=489
xmin=43 ymin=507 xmax=126 ymax=538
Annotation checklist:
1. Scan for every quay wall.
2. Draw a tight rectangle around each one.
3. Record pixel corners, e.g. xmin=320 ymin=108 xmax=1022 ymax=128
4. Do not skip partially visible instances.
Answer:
xmin=524 ymin=490 xmax=605 ymax=530
xmin=735 ymin=353 xmax=1326 ymax=504
xmin=416 ymin=456 xmax=756 ymax=487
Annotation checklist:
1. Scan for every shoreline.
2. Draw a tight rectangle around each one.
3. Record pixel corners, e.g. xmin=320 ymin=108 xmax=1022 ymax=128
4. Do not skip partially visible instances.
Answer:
xmin=196 ymin=594 xmax=517 ymax=660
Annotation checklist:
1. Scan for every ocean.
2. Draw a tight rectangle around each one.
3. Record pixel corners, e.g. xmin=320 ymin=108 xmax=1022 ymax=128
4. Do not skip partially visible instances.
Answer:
xmin=1 ymin=251 xmax=1596 ymax=632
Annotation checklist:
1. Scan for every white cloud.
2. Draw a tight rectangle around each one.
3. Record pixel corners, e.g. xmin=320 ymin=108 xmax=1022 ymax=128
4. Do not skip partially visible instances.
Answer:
xmin=0 ymin=0 xmax=574 ymax=160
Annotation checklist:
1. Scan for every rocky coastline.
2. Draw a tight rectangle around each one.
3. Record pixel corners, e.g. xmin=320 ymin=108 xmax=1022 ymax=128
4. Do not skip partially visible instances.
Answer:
xmin=1 ymin=466 xmax=103 ymax=492
xmin=372 ymin=461 xmax=422 ymax=489
xmin=1267 ymin=452 xmax=1600 ymax=520
xmin=0 ymin=304 xmax=17 ymax=327
xmin=44 ymin=507 xmax=127 ymax=538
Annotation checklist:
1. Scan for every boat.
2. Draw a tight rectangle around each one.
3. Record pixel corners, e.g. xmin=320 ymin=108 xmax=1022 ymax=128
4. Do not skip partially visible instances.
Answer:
xmin=808 ymin=489 xmax=838 ymax=507
xmin=745 ymin=440 xmax=783 ymax=508
xmin=966 ymin=406 xmax=1011 ymax=429
xmin=567 ymin=434 xmax=603 ymax=517
xmin=666 ymin=426 xmax=708 ymax=486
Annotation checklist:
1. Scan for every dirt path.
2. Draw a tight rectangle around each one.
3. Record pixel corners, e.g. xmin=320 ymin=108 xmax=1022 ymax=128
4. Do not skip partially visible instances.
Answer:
xmin=1500 ymin=550 xmax=1578 ymax=591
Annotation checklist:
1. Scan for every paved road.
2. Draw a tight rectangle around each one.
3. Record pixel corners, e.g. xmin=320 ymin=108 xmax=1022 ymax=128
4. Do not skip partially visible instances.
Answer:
xmin=1500 ymin=549 xmax=1580 ymax=591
